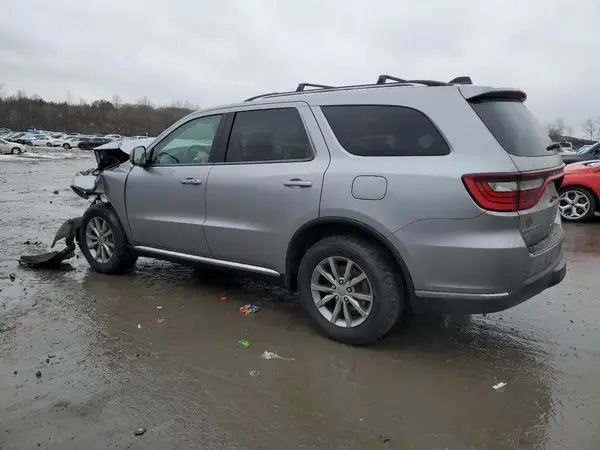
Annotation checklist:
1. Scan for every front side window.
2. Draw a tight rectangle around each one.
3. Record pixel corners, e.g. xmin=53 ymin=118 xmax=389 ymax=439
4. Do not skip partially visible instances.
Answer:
xmin=225 ymin=108 xmax=312 ymax=163
xmin=150 ymin=114 xmax=223 ymax=166
xmin=321 ymin=105 xmax=450 ymax=157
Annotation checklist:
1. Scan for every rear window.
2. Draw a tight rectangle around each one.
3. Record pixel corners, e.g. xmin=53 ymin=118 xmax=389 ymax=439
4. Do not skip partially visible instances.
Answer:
xmin=321 ymin=105 xmax=450 ymax=157
xmin=470 ymin=99 xmax=552 ymax=157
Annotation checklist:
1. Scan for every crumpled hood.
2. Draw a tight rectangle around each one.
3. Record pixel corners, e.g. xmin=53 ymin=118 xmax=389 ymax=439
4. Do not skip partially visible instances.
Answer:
xmin=71 ymin=138 xmax=154 ymax=199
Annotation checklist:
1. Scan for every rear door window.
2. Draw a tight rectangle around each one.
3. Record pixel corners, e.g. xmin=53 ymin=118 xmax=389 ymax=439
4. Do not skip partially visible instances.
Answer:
xmin=321 ymin=105 xmax=450 ymax=157
xmin=469 ymin=99 xmax=552 ymax=157
xmin=225 ymin=108 xmax=313 ymax=163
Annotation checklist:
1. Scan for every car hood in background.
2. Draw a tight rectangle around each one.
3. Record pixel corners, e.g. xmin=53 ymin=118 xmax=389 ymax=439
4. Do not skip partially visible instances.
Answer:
xmin=564 ymin=159 xmax=600 ymax=174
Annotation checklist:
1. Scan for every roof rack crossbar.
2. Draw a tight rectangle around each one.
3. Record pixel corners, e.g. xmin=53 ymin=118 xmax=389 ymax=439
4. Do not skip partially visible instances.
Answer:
xmin=448 ymin=76 xmax=473 ymax=85
xmin=376 ymin=75 xmax=408 ymax=84
xmin=296 ymin=83 xmax=334 ymax=92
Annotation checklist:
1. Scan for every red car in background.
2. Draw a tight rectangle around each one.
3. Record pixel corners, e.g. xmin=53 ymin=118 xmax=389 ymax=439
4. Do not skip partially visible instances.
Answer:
xmin=559 ymin=160 xmax=600 ymax=222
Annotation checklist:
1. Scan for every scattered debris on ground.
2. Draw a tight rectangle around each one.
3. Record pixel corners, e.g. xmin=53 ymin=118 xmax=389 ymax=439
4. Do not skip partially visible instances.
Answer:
xmin=0 ymin=323 xmax=17 ymax=332
xmin=23 ymin=240 xmax=42 ymax=245
xmin=134 ymin=428 xmax=146 ymax=436
xmin=137 ymin=324 xmax=142 ymax=329
xmin=35 ymin=370 xmax=42 ymax=378
xmin=249 ymin=370 xmax=259 ymax=377
xmin=493 ymin=382 xmax=507 ymax=390
xmin=259 ymin=351 xmax=295 ymax=361
xmin=379 ymin=434 xmax=390 ymax=444
xmin=156 ymin=306 xmax=163 ymax=309
xmin=240 ymin=304 xmax=260 ymax=314
xmin=53 ymin=190 xmax=59 ymax=195
xmin=220 ymin=296 xmax=228 ymax=301
xmin=239 ymin=340 xmax=251 ymax=349
xmin=9 ymin=273 xmax=16 ymax=282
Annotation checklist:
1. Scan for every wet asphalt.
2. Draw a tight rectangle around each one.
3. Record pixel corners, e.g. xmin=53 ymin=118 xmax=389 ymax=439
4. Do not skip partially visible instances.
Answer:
xmin=0 ymin=152 xmax=599 ymax=450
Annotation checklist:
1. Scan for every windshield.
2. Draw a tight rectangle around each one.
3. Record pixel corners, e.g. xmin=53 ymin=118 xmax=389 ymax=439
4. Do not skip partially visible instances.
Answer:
xmin=581 ymin=142 xmax=600 ymax=154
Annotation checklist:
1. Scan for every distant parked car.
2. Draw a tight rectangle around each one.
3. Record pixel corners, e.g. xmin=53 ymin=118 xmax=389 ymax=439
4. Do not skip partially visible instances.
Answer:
xmin=104 ymin=134 xmax=123 ymax=141
xmin=30 ymin=135 xmax=54 ymax=147
xmin=558 ymin=160 xmax=600 ymax=222
xmin=561 ymin=142 xmax=600 ymax=164
xmin=78 ymin=137 xmax=112 ymax=150
xmin=50 ymin=136 xmax=83 ymax=149
xmin=0 ymin=138 xmax=26 ymax=155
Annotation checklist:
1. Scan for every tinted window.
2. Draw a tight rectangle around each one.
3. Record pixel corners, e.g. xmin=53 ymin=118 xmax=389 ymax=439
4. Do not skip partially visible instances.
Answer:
xmin=150 ymin=114 xmax=222 ymax=165
xmin=225 ymin=108 xmax=312 ymax=163
xmin=321 ymin=105 xmax=450 ymax=157
xmin=470 ymin=99 xmax=552 ymax=157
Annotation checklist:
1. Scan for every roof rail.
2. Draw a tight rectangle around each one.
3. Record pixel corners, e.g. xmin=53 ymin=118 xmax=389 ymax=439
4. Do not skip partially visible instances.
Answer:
xmin=243 ymin=74 xmax=474 ymax=102
xmin=296 ymin=83 xmax=334 ymax=92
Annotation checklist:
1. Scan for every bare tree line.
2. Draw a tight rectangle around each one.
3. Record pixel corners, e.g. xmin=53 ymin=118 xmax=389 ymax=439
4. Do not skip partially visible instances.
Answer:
xmin=546 ymin=116 xmax=600 ymax=142
xmin=0 ymin=85 xmax=197 ymax=136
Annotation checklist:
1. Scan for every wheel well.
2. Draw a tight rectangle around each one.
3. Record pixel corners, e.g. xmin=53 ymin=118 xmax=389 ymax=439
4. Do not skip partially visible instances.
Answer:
xmin=285 ymin=219 xmax=414 ymax=292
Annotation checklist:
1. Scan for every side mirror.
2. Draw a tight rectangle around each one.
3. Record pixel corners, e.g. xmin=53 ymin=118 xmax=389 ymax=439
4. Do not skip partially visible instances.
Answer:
xmin=130 ymin=146 xmax=147 ymax=166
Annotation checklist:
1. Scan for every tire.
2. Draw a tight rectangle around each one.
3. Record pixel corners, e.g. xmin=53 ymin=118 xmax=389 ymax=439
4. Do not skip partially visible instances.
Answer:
xmin=63 ymin=143 xmax=71 ymax=149
xmin=558 ymin=186 xmax=597 ymax=222
xmin=79 ymin=203 xmax=137 ymax=274
xmin=11 ymin=147 xmax=21 ymax=155
xmin=297 ymin=235 xmax=404 ymax=345
xmin=46 ymin=142 xmax=53 ymax=147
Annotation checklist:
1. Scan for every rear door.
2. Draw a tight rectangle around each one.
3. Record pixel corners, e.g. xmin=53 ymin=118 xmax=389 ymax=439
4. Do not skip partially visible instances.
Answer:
xmin=465 ymin=90 xmax=563 ymax=246
xmin=203 ymin=102 xmax=330 ymax=273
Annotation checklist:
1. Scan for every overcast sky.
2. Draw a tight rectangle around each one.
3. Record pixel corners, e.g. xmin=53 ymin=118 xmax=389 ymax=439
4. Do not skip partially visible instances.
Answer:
xmin=1 ymin=0 xmax=598 ymax=134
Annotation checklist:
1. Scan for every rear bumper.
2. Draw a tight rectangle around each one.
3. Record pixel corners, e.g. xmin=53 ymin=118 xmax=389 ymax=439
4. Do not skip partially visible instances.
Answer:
xmin=411 ymin=256 xmax=566 ymax=315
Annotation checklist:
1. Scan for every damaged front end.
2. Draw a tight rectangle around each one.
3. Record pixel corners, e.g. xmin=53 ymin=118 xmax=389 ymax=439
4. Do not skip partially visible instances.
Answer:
xmin=71 ymin=138 xmax=154 ymax=200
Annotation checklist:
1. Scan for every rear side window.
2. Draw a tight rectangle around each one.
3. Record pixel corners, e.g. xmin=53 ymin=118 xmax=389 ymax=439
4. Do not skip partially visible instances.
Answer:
xmin=321 ymin=105 xmax=450 ymax=157
xmin=225 ymin=108 xmax=313 ymax=163
xmin=470 ymin=99 xmax=552 ymax=157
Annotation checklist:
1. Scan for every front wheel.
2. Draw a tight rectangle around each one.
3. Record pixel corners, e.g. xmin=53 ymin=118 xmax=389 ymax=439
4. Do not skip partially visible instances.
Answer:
xmin=46 ymin=142 xmax=53 ymax=147
xmin=297 ymin=235 xmax=404 ymax=345
xmin=558 ymin=187 xmax=597 ymax=222
xmin=79 ymin=204 xmax=137 ymax=274
xmin=63 ymin=143 xmax=71 ymax=149
xmin=11 ymin=147 xmax=21 ymax=155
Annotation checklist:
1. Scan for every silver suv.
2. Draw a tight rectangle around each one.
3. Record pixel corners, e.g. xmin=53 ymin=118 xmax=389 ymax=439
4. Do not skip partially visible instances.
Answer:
xmin=75 ymin=75 xmax=567 ymax=345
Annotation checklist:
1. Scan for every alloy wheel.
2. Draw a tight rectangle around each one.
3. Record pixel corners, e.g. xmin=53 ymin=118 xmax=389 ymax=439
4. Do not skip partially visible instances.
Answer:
xmin=85 ymin=217 xmax=115 ymax=263
xmin=310 ymin=256 xmax=374 ymax=328
xmin=559 ymin=190 xmax=590 ymax=220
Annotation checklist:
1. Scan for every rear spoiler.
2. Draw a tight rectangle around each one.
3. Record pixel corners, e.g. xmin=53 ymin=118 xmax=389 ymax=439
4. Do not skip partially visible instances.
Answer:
xmin=459 ymin=86 xmax=527 ymax=102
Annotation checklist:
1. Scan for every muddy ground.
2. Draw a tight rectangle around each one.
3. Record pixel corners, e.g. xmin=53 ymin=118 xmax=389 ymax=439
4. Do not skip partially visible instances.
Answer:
xmin=0 ymin=152 xmax=599 ymax=450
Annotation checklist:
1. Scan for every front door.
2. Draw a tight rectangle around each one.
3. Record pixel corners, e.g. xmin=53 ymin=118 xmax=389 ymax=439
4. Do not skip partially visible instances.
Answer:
xmin=125 ymin=112 xmax=227 ymax=256
xmin=204 ymin=102 xmax=331 ymax=273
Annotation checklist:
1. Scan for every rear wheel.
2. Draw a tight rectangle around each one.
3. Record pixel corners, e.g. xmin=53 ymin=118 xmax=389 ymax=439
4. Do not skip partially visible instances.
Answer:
xmin=11 ymin=147 xmax=21 ymax=155
xmin=297 ymin=235 xmax=404 ymax=345
xmin=558 ymin=187 xmax=597 ymax=222
xmin=79 ymin=204 xmax=137 ymax=274
xmin=46 ymin=142 xmax=53 ymax=147
xmin=63 ymin=143 xmax=71 ymax=149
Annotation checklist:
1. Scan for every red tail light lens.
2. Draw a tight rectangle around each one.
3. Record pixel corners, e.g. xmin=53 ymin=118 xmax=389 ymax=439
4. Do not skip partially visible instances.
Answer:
xmin=462 ymin=168 xmax=563 ymax=212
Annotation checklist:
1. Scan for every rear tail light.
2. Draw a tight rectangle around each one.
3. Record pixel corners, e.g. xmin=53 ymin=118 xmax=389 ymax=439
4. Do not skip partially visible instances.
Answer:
xmin=462 ymin=168 xmax=564 ymax=212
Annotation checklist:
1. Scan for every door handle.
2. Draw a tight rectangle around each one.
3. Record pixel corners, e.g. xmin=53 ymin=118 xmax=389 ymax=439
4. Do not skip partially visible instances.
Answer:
xmin=283 ymin=178 xmax=312 ymax=188
xmin=180 ymin=178 xmax=202 ymax=185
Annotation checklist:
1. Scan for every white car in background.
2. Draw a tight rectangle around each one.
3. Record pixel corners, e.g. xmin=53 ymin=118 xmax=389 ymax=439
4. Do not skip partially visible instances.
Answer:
xmin=104 ymin=134 xmax=123 ymax=141
xmin=0 ymin=138 xmax=27 ymax=155
xmin=30 ymin=135 xmax=54 ymax=147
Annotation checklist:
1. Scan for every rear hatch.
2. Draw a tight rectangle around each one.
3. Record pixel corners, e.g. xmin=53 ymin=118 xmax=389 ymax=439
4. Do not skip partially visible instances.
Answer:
xmin=461 ymin=87 xmax=564 ymax=247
